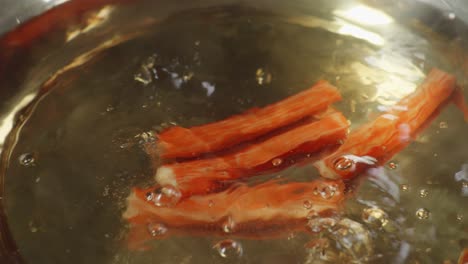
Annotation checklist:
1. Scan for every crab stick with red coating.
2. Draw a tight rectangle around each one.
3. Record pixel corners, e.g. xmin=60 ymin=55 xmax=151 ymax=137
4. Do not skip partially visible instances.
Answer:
xmin=314 ymin=68 xmax=459 ymax=180
xmin=123 ymin=179 xmax=345 ymax=250
xmin=149 ymin=80 xmax=342 ymax=159
xmin=155 ymin=109 xmax=348 ymax=198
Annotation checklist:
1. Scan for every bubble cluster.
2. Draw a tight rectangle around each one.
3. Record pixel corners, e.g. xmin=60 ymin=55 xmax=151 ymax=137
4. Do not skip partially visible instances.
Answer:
xmin=331 ymin=219 xmax=373 ymax=260
xmin=147 ymin=222 xmax=168 ymax=237
xmin=306 ymin=216 xmax=373 ymax=262
xmin=139 ymin=131 xmax=156 ymax=144
xmin=304 ymin=238 xmax=336 ymax=263
xmin=362 ymin=207 xmax=389 ymax=228
xmin=134 ymin=55 xmax=157 ymax=85
xmin=147 ymin=185 xmax=182 ymax=207
xmin=313 ymin=182 xmax=338 ymax=199
xmin=307 ymin=213 xmax=339 ymax=233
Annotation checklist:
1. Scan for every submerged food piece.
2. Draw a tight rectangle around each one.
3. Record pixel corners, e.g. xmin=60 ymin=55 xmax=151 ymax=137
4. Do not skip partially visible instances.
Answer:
xmin=150 ymin=80 xmax=342 ymax=159
xmin=155 ymin=109 xmax=349 ymax=198
xmin=315 ymin=68 xmax=458 ymax=180
xmin=123 ymin=179 xmax=345 ymax=249
xmin=453 ymin=88 xmax=468 ymax=122
xmin=459 ymin=248 xmax=468 ymax=264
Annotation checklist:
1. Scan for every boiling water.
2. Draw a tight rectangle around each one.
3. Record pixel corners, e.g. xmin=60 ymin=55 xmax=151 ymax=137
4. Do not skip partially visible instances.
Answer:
xmin=2 ymin=2 xmax=468 ymax=264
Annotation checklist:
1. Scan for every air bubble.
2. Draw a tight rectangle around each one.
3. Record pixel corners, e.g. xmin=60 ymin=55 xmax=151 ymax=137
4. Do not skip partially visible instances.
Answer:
xmin=306 ymin=210 xmax=319 ymax=220
xmin=255 ymin=68 xmax=272 ymax=85
xmin=331 ymin=219 xmax=373 ymax=259
xmin=304 ymin=238 xmax=336 ymax=262
xmin=334 ymin=157 xmax=354 ymax=171
xmin=272 ymin=158 xmax=283 ymax=166
xmin=463 ymin=182 xmax=468 ymax=197
xmin=102 ymin=185 xmax=110 ymax=197
xmin=222 ymin=216 xmax=236 ymax=233
xmin=183 ymin=72 xmax=194 ymax=82
xmin=419 ymin=189 xmax=428 ymax=198
xmin=119 ymin=143 xmax=131 ymax=149
xmin=147 ymin=222 xmax=168 ymax=237
xmin=134 ymin=56 xmax=157 ymax=85
xmin=305 ymin=238 xmax=330 ymax=251
xmin=362 ymin=207 xmax=389 ymax=228
xmin=19 ymin=153 xmax=36 ymax=167
xmin=439 ymin=122 xmax=448 ymax=129
xmin=456 ymin=213 xmax=464 ymax=222
xmin=400 ymin=184 xmax=409 ymax=191
xmin=303 ymin=200 xmax=312 ymax=209
xmin=145 ymin=192 xmax=154 ymax=201
xmin=138 ymin=131 xmax=156 ymax=145
xmin=28 ymin=220 xmax=38 ymax=233
xmin=307 ymin=217 xmax=338 ymax=233
xmin=208 ymin=200 xmax=214 ymax=208
xmin=134 ymin=73 xmax=151 ymax=85
xmin=313 ymin=182 xmax=337 ymax=199
xmin=150 ymin=185 xmax=181 ymax=207
xmin=388 ymin=162 xmax=398 ymax=170
xmin=143 ymin=55 xmax=156 ymax=68
xmin=213 ymin=239 xmax=243 ymax=258
xmin=415 ymin=208 xmax=430 ymax=220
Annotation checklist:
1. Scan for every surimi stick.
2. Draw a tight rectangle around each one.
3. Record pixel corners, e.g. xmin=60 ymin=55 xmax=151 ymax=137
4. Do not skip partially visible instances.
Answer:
xmin=123 ymin=179 xmax=345 ymax=250
xmin=459 ymin=248 xmax=468 ymax=264
xmin=148 ymin=80 xmax=342 ymax=159
xmin=155 ymin=109 xmax=349 ymax=199
xmin=314 ymin=68 xmax=459 ymax=180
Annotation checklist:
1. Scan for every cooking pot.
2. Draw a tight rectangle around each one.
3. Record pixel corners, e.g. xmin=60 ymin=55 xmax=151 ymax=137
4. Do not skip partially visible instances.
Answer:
xmin=1 ymin=0 xmax=468 ymax=263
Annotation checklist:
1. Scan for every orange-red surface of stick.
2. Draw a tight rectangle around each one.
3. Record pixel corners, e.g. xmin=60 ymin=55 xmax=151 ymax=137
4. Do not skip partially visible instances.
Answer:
xmin=150 ymin=80 xmax=342 ymax=159
xmin=155 ymin=109 xmax=348 ymax=198
xmin=459 ymin=248 xmax=468 ymax=264
xmin=314 ymin=68 xmax=457 ymax=180
xmin=123 ymin=179 xmax=345 ymax=250
xmin=453 ymin=88 xmax=468 ymax=122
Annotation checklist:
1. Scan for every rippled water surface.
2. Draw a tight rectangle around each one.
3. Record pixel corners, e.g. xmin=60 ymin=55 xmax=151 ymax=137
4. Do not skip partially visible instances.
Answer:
xmin=2 ymin=2 xmax=468 ymax=264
